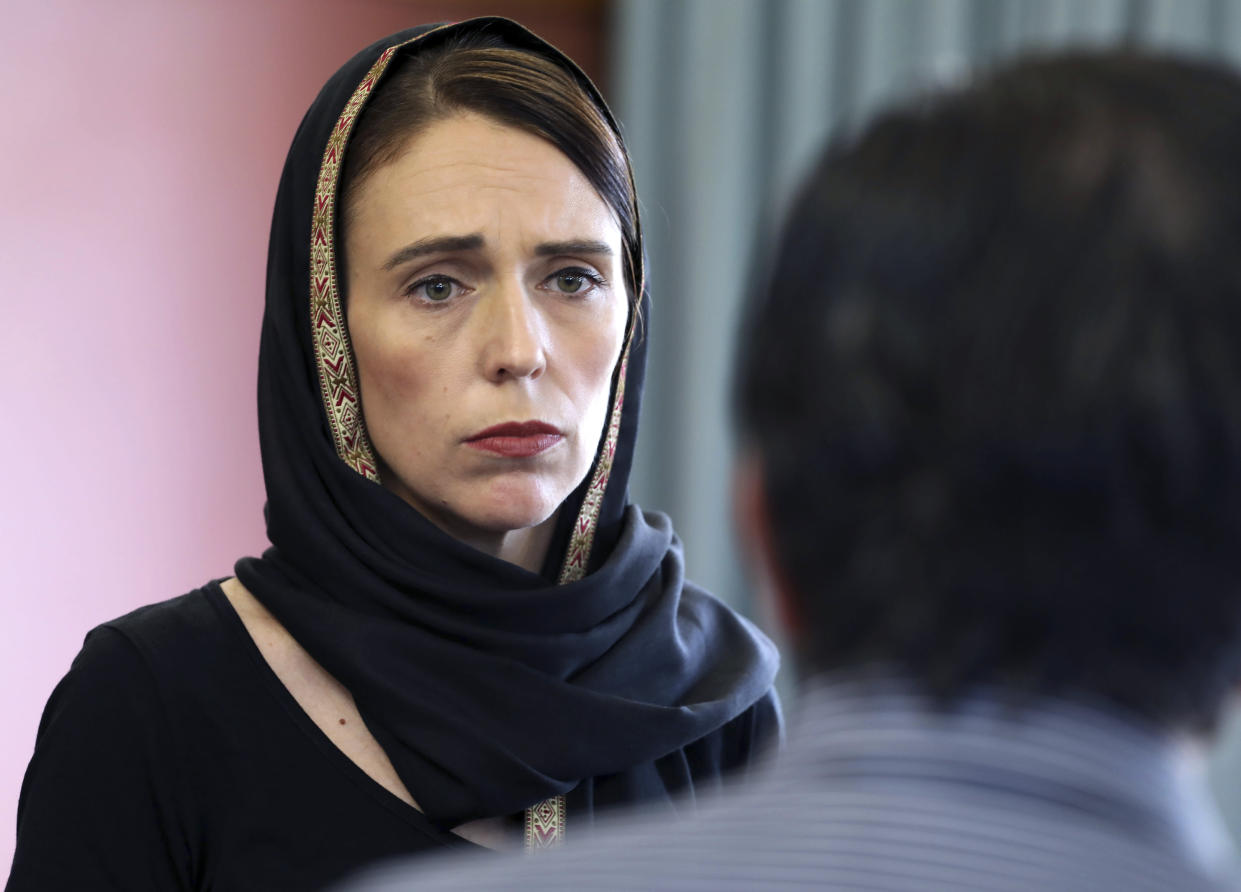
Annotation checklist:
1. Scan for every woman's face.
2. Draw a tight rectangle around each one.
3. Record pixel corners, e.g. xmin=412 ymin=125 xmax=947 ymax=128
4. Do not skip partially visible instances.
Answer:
xmin=344 ymin=112 xmax=628 ymax=549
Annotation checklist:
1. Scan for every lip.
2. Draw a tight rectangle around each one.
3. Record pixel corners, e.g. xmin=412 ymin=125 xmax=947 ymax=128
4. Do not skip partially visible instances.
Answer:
xmin=464 ymin=421 xmax=564 ymax=458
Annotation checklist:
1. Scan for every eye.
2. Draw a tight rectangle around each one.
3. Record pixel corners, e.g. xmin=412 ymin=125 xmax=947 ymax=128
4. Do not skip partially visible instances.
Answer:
xmin=545 ymin=267 xmax=606 ymax=296
xmin=405 ymin=275 xmax=464 ymax=304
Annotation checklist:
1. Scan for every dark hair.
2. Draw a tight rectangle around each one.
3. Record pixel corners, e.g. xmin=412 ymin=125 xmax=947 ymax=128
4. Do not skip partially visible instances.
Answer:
xmin=339 ymin=29 xmax=640 ymax=303
xmin=736 ymin=50 xmax=1241 ymax=733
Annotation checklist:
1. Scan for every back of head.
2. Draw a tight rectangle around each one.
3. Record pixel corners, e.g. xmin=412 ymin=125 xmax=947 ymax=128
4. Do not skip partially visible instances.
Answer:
xmin=737 ymin=50 xmax=1241 ymax=734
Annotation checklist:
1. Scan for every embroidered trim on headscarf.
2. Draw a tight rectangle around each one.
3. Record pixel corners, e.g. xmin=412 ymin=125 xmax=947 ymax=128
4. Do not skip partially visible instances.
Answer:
xmin=558 ymin=350 xmax=631 ymax=584
xmin=523 ymin=795 xmax=567 ymax=852
xmin=308 ymin=44 xmax=402 ymax=483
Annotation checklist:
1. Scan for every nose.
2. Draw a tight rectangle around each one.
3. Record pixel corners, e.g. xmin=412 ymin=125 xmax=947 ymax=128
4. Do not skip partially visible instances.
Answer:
xmin=477 ymin=278 xmax=547 ymax=383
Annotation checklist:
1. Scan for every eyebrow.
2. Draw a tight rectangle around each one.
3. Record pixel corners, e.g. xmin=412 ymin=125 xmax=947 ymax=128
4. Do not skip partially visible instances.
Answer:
xmin=534 ymin=240 xmax=613 ymax=258
xmin=381 ymin=234 xmax=484 ymax=271
xmin=380 ymin=236 xmax=614 ymax=272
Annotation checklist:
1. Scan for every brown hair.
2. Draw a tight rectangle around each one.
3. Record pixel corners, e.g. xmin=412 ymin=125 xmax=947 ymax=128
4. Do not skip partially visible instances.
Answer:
xmin=339 ymin=30 xmax=640 ymax=304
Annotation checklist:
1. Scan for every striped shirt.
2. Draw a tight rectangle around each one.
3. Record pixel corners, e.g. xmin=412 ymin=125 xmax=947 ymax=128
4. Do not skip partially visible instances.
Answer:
xmin=340 ymin=677 xmax=1240 ymax=891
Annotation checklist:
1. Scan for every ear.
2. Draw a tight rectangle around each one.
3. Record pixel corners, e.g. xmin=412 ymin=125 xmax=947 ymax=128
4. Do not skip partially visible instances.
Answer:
xmin=732 ymin=451 xmax=805 ymax=640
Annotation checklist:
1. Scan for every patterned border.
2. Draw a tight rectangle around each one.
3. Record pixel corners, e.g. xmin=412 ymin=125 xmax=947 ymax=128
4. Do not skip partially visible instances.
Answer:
xmin=558 ymin=349 xmax=631 ymax=583
xmin=308 ymin=28 xmax=642 ymax=853
xmin=309 ymin=43 xmax=404 ymax=483
xmin=523 ymin=794 xmax=567 ymax=852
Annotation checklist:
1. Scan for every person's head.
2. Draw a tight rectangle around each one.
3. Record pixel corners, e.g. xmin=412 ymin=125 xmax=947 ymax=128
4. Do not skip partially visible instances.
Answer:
xmin=337 ymin=29 xmax=639 ymax=559
xmin=736 ymin=50 xmax=1241 ymax=734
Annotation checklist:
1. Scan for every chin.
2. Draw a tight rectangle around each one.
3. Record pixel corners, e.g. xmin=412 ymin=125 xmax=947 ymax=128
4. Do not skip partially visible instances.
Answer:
xmin=384 ymin=462 xmax=577 ymax=539
xmin=467 ymin=495 xmax=560 ymax=535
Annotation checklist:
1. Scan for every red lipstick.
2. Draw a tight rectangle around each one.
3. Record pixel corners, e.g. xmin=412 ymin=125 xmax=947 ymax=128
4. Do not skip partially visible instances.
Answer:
xmin=464 ymin=421 xmax=564 ymax=458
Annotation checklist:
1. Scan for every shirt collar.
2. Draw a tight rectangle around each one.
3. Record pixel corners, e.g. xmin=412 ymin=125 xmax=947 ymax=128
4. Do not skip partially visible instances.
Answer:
xmin=778 ymin=671 xmax=1236 ymax=876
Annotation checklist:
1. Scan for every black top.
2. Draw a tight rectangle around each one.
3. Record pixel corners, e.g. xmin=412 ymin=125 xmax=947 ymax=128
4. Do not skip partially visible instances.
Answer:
xmin=6 ymin=582 xmax=781 ymax=892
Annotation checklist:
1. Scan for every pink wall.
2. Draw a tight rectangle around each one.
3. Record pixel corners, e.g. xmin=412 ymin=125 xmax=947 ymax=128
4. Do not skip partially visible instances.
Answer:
xmin=0 ymin=0 xmax=512 ymax=877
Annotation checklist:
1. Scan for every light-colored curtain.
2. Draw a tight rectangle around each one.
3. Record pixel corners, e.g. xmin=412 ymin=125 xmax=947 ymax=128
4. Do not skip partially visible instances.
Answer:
xmin=610 ymin=0 xmax=1241 ymax=839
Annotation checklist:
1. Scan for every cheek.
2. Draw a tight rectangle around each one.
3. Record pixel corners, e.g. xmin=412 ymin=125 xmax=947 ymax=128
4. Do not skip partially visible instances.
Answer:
xmin=574 ymin=303 xmax=628 ymax=414
xmin=357 ymin=329 xmax=409 ymax=397
xmin=351 ymin=319 xmax=440 ymax=437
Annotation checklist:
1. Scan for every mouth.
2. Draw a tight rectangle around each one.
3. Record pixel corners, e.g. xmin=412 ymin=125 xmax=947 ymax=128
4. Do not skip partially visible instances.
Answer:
xmin=463 ymin=421 xmax=565 ymax=458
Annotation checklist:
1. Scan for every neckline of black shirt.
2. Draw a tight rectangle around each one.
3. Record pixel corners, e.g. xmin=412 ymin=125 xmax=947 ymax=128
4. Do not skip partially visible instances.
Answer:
xmin=203 ymin=579 xmax=486 ymax=851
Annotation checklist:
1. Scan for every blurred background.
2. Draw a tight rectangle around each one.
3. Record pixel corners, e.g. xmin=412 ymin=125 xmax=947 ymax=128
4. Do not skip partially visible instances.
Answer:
xmin=6 ymin=0 xmax=1241 ymax=877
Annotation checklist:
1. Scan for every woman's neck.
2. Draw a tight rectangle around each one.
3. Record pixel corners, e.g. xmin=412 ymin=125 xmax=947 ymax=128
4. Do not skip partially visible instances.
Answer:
xmin=378 ymin=469 xmax=561 ymax=574
xmin=492 ymin=514 xmax=559 ymax=574
xmin=447 ymin=509 xmax=560 ymax=575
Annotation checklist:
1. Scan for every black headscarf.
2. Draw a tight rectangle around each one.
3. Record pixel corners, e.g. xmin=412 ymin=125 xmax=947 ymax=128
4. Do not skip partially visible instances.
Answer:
xmin=235 ymin=17 xmax=778 ymax=830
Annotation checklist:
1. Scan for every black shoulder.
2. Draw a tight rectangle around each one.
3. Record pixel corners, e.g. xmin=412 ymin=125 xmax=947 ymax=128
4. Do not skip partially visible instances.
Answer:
xmin=9 ymin=617 xmax=198 ymax=889
xmin=95 ymin=582 xmax=240 ymax=679
xmin=102 ymin=583 xmax=225 ymax=649
xmin=24 ymin=585 xmax=231 ymax=783
xmin=18 ymin=581 xmax=233 ymax=828
xmin=33 ymin=622 xmax=164 ymax=744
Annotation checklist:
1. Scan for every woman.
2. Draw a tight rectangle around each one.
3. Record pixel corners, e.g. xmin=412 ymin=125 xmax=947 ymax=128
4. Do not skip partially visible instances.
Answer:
xmin=6 ymin=17 xmax=779 ymax=892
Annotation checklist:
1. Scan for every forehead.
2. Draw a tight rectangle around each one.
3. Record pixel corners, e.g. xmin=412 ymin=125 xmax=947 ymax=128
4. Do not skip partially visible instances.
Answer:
xmin=347 ymin=112 xmax=620 ymax=245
